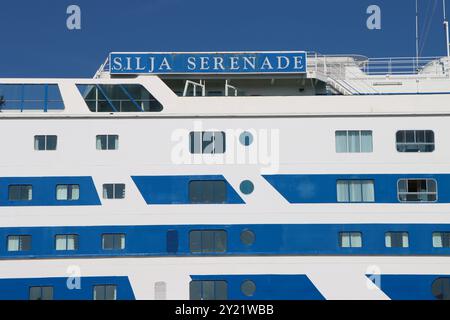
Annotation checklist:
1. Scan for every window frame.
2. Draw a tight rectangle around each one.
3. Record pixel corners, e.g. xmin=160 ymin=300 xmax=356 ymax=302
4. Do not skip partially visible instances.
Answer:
xmin=34 ymin=135 xmax=57 ymax=151
xmin=336 ymin=179 xmax=375 ymax=203
xmin=188 ymin=180 xmax=227 ymax=204
xmin=55 ymin=184 xmax=80 ymax=201
xmin=93 ymin=284 xmax=117 ymax=300
xmin=101 ymin=233 xmax=126 ymax=251
xmin=338 ymin=232 xmax=363 ymax=248
xmin=8 ymin=184 xmax=32 ymax=201
xmin=395 ymin=130 xmax=435 ymax=153
xmin=189 ymin=131 xmax=226 ymax=154
xmin=96 ymin=134 xmax=119 ymax=150
xmin=397 ymin=178 xmax=438 ymax=203
xmin=335 ymin=130 xmax=373 ymax=153
xmin=189 ymin=280 xmax=228 ymax=300
xmin=29 ymin=286 xmax=54 ymax=300
xmin=189 ymin=229 xmax=227 ymax=254
xmin=385 ymin=231 xmax=409 ymax=248
xmin=55 ymin=234 xmax=79 ymax=251
xmin=7 ymin=235 xmax=32 ymax=252
xmin=102 ymin=183 xmax=126 ymax=199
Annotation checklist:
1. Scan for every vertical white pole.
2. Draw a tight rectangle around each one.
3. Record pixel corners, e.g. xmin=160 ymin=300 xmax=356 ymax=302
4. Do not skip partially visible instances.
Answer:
xmin=444 ymin=0 xmax=450 ymax=56
xmin=416 ymin=0 xmax=419 ymax=70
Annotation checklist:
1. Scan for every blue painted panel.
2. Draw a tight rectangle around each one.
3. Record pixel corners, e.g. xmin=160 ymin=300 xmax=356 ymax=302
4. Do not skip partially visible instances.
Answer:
xmin=132 ymin=175 xmax=244 ymax=204
xmin=0 ymin=224 xmax=449 ymax=258
xmin=0 ymin=177 xmax=101 ymax=206
xmin=0 ymin=276 xmax=134 ymax=300
xmin=263 ymin=174 xmax=449 ymax=203
xmin=110 ymin=52 xmax=307 ymax=74
xmin=190 ymin=274 xmax=324 ymax=300
xmin=367 ymin=274 xmax=448 ymax=300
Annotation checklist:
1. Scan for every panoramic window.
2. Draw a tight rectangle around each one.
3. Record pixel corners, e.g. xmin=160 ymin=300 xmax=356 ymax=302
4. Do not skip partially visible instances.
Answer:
xmin=397 ymin=179 xmax=437 ymax=202
xmin=102 ymin=183 xmax=125 ymax=199
xmin=96 ymin=135 xmax=119 ymax=150
xmin=102 ymin=233 xmax=125 ymax=250
xmin=0 ymin=84 xmax=64 ymax=111
xmin=56 ymin=184 xmax=80 ymax=201
xmin=339 ymin=232 xmax=362 ymax=248
xmin=188 ymin=180 xmax=227 ymax=204
xmin=8 ymin=185 xmax=32 ymax=201
xmin=432 ymin=232 xmax=450 ymax=248
xmin=7 ymin=235 xmax=31 ymax=251
xmin=29 ymin=286 xmax=53 ymax=300
xmin=189 ymin=280 xmax=227 ymax=300
xmin=77 ymin=84 xmax=162 ymax=112
xmin=189 ymin=131 xmax=226 ymax=154
xmin=336 ymin=180 xmax=375 ymax=202
xmin=385 ymin=232 xmax=409 ymax=248
xmin=93 ymin=285 xmax=117 ymax=300
xmin=189 ymin=230 xmax=227 ymax=253
xmin=34 ymin=135 xmax=57 ymax=151
xmin=55 ymin=234 xmax=79 ymax=251
xmin=396 ymin=130 xmax=434 ymax=152
xmin=335 ymin=130 xmax=373 ymax=153
xmin=432 ymin=278 xmax=450 ymax=300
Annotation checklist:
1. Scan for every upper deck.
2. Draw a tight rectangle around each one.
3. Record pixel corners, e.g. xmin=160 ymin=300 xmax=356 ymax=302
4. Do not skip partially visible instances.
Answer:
xmin=1 ymin=51 xmax=450 ymax=117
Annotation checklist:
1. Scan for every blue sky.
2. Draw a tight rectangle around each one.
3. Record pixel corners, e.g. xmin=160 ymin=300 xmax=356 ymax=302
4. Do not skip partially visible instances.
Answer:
xmin=0 ymin=0 xmax=448 ymax=77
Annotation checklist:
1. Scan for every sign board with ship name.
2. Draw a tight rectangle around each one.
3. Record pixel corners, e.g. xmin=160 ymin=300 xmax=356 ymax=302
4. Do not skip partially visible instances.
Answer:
xmin=109 ymin=51 xmax=307 ymax=74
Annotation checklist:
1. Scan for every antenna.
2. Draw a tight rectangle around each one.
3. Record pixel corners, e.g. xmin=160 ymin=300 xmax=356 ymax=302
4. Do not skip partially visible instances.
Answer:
xmin=444 ymin=0 xmax=450 ymax=56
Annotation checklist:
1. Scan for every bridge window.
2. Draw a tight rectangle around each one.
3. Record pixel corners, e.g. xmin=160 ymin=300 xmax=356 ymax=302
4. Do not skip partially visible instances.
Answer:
xmin=0 ymin=84 xmax=64 ymax=111
xmin=77 ymin=84 xmax=162 ymax=112
xmin=56 ymin=184 xmax=80 ymax=201
xmin=34 ymin=135 xmax=57 ymax=151
xmin=55 ymin=234 xmax=79 ymax=251
xmin=189 ymin=230 xmax=227 ymax=253
xmin=96 ymin=135 xmax=118 ymax=150
xmin=432 ymin=278 xmax=450 ymax=300
xmin=8 ymin=185 xmax=32 ymax=201
xmin=29 ymin=286 xmax=53 ymax=300
xmin=189 ymin=280 xmax=227 ymax=300
xmin=385 ymin=232 xmax=409 ymax=248
xmin=189 ymin=180 xmax=227 ymax=204
xmin=7 ymin=235 xmax=31 ymax=251
xmin=396 ymin=130 xmax=434 ymax=152
xmin=102 ymin=233 xmax=125 ymax=250
xmin=336 ymin=180 xmax=374 ymax=202
xmin=335 ymin=130 xmax=373 ymax=153
xmin=433 ymin=232 xmax=450 ymax=248
xmin=339 ymin=232 xmax=362 ymax=248
xmin=397 ymin=179 xmax=437 ymax=202
xmin=93 ymin=285 xmax=117 ymax=300
xmin=103 ymin=183 xmax=125 ymax=199
xmin=189 ymin=131 xmax=226 ymax=154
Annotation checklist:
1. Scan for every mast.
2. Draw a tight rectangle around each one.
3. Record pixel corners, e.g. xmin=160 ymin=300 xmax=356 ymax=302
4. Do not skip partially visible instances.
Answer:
xmin=416 ymin=0 xmax=419 ymax=69
xmin=444 ymin=0 xmax=450 ymax=56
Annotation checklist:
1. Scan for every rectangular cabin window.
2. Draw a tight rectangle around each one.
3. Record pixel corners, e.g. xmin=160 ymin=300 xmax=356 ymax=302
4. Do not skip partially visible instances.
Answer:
xmin=102 ymin=233 xmax=125 ymax=250
xmin=335 ymin=130 xmax=373 ymax=153
xmin=189 ymin=180 xmax=227 ymax=204
xmin=55 ymin=234 xmax=79 ymax=251
xmin=34 ymin=135 xmax=57 ymax=151
xmin=189 ymin=230 xmax=227 ymax=253
xmin=396 ymin=130 xmax=434 ymax=152
xmin=397 ymin=179 xmax=437 ymax=202
xmin=29 ymin=286 xmax=53 ymax=300
xmin=93 ymin=285 xmax=117 ymax=300
xmin=8 ymin=185 xmax=32 ymax=201
xmin=339 ymin=232 xmax=362 ymax=248
xmin=433 ymin=232 xmax=450 ymax=248
xmin=7 ymin=235 xmax=31 ymax=251
xmin=385 ymin=232 xmax=409 ymax=248
xmin=189 ymin=131 xmax=226 ymax=154
xmin=336 ymin=180 xmax=374 ymax=202
xmin=189 ymin=280 xmax=227 ymax=300
xmin=56 ymin=184 xmax=80 ymax=201
xmin=166 ymin=230 xmax=179 ymax=254
xmin=96 ymin=135 xmax=119 ymax=150
xmin=102 ymin=183 xmax=125 ymax=199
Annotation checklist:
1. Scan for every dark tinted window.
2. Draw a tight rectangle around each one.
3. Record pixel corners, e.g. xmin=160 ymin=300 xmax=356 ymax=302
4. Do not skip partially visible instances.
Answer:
xmin=189 ymin=230 xmax=227 ymax=253
xmin=432 ymin=278 xmax=450 ymax=300
xmin=189 ymin=280 xmax=227 ymax=300
xmin=396 ymin=130 xmax=434 ymax=152
xmin=189 ymin=180 xmax=227 ymax=204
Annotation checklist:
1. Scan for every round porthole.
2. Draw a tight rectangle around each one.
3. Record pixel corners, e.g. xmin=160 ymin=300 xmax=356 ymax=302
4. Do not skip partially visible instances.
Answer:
xmin=239 ymin=131 xmax=253 ymax=146
xmin=240 ymin=229 xmax=255 ymax=246
xmin=241 ymin=280 xmax=256 ymax=297
xmin=240 ymin=180 xmax=254 ymax=195
xmin=432 ymin=277 xmax=450 ymax=300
